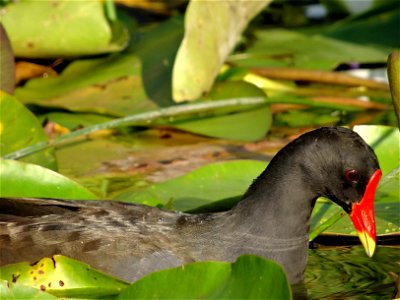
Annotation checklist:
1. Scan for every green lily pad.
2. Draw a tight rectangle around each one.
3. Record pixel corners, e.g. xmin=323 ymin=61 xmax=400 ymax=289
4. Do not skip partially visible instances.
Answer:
xmin=0 ymin=1 xmax=129 ymax=58
xmin=0 ymin=280 xmax=57 ymax=300
xmin=115 ymin=160 xmax=266 ymax=211
xmin=0 ymin=255 xmax=128 ymax=298
xmin=172 ymin=0 xmax=271 ymax=101
xmin=232 ymin=28 xmax=388 ymax=70
xmin=0 ymin=92 xmax=56 ymax=170
xmin=323 ymin=0 xmax=400 ymax=48
xmin=15 ymin=55 xmax=156 ymax=116
xmin=14 ymin=17 xmax=183 ymax=116
xmin=0 ymin=159 xmax=97 ymax=199
xmin=170 ymin=81 xmax=271 ymax=141
xmin=117 ymin=255 xmax=291 ymax=299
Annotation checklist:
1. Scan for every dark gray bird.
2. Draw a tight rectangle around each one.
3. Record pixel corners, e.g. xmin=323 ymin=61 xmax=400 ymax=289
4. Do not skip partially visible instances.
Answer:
xmin=0 ymin=127 xmax=381 ymax=284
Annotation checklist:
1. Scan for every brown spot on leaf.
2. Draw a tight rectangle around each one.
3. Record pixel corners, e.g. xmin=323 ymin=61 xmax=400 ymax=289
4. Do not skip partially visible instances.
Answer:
xmin=59 ymin=280 xmax=64 ymax=287
xmin=40 ymin=285 xmax=46 ymax=291
xmin=48 ymin=282 xmax=52 ymax=287
xmin=27 ymin=42 xmax=34 ymax=48
xmin=38 ymin=270 xmax=44 ymax=274
xmin=33 ymin=276 xmax=37 ymax=281
xmin=12 ymin=273 xmax=20 ymax=283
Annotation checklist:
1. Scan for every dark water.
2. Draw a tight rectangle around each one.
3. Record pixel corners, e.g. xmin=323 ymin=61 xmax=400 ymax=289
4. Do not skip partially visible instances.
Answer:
xmin=303 ymin=246 xmax=399 ymax=299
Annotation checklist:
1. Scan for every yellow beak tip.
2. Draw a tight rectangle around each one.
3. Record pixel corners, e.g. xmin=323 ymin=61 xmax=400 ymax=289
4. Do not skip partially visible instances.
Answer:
xmin=357 ymin=231 xmax=376 ymax=257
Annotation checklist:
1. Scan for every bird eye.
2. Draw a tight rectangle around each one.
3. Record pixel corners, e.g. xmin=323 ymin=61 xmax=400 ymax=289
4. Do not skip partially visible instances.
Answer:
xmin=345 ymin=169 xmax=360 ymax=183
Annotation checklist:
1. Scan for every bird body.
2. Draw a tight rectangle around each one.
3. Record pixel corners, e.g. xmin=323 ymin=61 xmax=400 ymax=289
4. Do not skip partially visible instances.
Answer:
xmin=0 ymin=127 xmax=381 ymax=284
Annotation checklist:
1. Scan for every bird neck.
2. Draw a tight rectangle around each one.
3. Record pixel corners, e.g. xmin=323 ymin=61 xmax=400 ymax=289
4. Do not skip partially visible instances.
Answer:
xmin=228 ymin=146 xmax=321 ymax=240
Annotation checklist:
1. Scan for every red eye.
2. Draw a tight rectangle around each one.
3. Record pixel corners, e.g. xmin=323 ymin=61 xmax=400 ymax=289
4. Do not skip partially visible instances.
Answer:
xmin=345 ymin=169 xmax=360 ymax=183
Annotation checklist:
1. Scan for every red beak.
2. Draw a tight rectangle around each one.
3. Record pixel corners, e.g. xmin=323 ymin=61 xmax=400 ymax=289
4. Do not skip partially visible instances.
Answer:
xmin=350 ymin=169 xmax=382 ymax=257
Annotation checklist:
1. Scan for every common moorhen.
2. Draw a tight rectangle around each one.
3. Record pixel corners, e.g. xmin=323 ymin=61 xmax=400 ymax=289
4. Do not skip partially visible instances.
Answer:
xmin=0 ymin=127 xmax=382 ymax=284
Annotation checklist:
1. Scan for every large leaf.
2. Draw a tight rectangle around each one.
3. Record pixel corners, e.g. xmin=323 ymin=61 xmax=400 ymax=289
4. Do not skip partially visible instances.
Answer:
xmin=231 ymin=28 xmax=389 ymax=70
xmin=0 ymin=1 xmax=128 ymax=58
xmin=14 ymin=18 xmax=183 ymax=115
xmin=323 ymin=0 xmax=400 ymax=48
xmin=115 ymin=160 xmax=266 ymax=211
xmin=117 ymin=255 xmax=291 ymax=299
xmin=0 ymin=92 xmax=56 ymax=170
xmin=0 ymin=280 xmax=57 ymax=300
xmin=170 ymin=81 xmax=271 ymax=141
xmin=0 ymin=159 xmax=97 ymax=199
xmin=173 ymin=0 xmax=271 ymax=102
xmin=0 ymin=255 xmax=128 ymax=298
xmin=14 ymin=55 xmax=155 ymax=116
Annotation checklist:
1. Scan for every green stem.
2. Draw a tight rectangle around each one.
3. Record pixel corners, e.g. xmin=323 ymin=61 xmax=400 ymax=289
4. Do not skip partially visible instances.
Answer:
xmin=309 ymin=210 xmax=346 ymax=242
xmin=3 ymin=97 xmax=266 ymax=160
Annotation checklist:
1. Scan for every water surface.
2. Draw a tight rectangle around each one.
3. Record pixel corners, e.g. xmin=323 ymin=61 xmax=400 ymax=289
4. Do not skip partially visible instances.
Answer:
xmin=305 ymin=246 xmax=399 ymax=299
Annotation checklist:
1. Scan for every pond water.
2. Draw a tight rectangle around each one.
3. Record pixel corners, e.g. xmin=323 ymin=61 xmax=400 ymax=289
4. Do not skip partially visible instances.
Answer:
xmin=304 ymin=246 xmax=399 ymax=299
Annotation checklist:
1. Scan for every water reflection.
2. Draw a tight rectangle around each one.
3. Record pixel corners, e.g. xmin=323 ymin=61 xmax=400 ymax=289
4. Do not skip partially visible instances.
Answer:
xmin=305 ymin=246 xmax=399 ymax=299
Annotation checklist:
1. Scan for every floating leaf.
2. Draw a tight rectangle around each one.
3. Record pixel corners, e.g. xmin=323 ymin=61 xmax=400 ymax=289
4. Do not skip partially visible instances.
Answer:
xmin=0 ymin=1 xmax=129 ymax=58
xmin=231 ymin=28 xmax=388 ymax=70
xmin=115 ymin=160 xmax=266 ymax=211
xmin=0 ymin=255 xmax=128 ymax=298
xmin=0 ymin=92 xmax=56 ymax=170
xmin=170 ymin=81 xmax=271 ymax=141
xmin=0 ymin=280 xmax=57 ymax=300
xmin=117 ymin=255 xmax=291 ymax=299
xmin=323 ymin=0 xmax=400 ymax=48
xmin=0 ymin=159 xmax=97 ymax=199
xmin=14 ymin=18 xmax=183 ymax=115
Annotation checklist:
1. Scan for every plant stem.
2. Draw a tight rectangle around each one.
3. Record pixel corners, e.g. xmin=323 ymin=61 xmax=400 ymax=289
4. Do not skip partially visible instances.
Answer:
xmin=3 ymin=97 xmax=266 ymax=160
xmin=251 ymin=67 xmax=389 ymax=90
